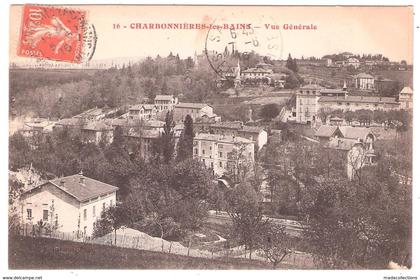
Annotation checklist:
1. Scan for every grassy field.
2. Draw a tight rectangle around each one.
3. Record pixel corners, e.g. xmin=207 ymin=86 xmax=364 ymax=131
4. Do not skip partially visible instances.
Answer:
xmin=9 ymin=236 xmax=271 ymax=269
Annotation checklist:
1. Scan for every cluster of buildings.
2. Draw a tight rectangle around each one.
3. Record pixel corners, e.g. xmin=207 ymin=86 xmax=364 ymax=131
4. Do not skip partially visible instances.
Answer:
xmin=17 ymin=95 xmax=272 ymax=237
xmin=19 ymin=94 xmax=269 ymax=178
xmin=295 ymin=83 xmax=413 ymax=125
xmin=315 ymin=125 xmax=376 ymax=179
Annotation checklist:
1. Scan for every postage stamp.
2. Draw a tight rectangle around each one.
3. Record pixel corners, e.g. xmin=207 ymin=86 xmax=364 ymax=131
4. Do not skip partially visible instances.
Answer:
xmin=17 ymin=5 xmax=89 ymax=63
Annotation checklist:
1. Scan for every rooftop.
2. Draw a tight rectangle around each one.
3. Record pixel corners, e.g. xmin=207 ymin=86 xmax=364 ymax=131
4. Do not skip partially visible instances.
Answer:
xmin=154 ymin=95 xmax=174 ymax=101
xmin=82 ymin=121 xmax=113 ymax=131
xmin=325 ymin=138 xmax=359 ymax=151
xmin=129 ymin=104 xmax=157 ymax=111
xmin=300 ymin=84 xmax=324 ymax=90
xmin=210 ymin=121 xmax=243 ymax=130
xmin=24 ymin=173 xmax=118 ymax=203
xmin=355 ymin=73 xmax=374 ymax=79
xmin=175 ymin=103 xmax=210 ymax=109
xmin=242 ymin=68 xmax=273 ymax=74
xmin=239 ymin=125 xmax=265 ymax=134
xmin=195 ymin=133 xmax=253 ymax=144
xmin=339 ymin=126 xmax=375 ymax=141
xmin=315 ymin=125 xmax=341 ymax=138
xmin=318 ymin=95 xmax=398 ymax=104
xmin=400 ymin=86 xmax=413 ymax=95
xmin=55 ymin=118 xmax=84 ymax=126
xmin=126 ymin=128 xmax=160 ymax=139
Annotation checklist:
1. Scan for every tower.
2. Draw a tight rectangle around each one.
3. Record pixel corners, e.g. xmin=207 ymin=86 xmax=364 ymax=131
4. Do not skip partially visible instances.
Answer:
xmin=234 ymin=59 xmax=241 ymax=88
xmin=343 ymin=80 xmax=347 ymax=91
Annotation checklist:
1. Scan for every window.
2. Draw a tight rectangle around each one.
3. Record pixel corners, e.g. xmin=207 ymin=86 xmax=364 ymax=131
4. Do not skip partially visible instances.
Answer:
xmin=219 ymin=151 xmax=223 ymax=158
xmin=202 ymin=149 xmax=205 ymax=155
xmin=202 ymin=159 xmax=205 ymax=164
xmin=83 ymin=209 xmax=87 ymax=221
xmin=93 ymin=206 xmax=96 ymax=217
xmin=211 ymin=162 xmax=214 ymax=168
xmin=43 ymin=210 xmax=48 ymax=221
xmin=194 ymin=148 xmax=198 ymax=155
xmin=219 ymin=162 xmax=223 ymax=167
xmin=110 ymin=199 xmax=114 ymax=207
xmin=27 ymin=209 xmax=32 ymax=219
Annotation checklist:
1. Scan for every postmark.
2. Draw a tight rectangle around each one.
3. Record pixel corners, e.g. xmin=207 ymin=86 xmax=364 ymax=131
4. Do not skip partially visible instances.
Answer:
xmin=18 ymin=5 xmax=96 ymax=64
xmin=204 ymin=17 xmax=283 ymax=77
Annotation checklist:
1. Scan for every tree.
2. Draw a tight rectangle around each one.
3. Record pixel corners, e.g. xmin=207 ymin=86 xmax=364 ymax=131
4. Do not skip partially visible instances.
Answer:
xmin=142 ymin=213 xmax=180 ymax=251
xmin=286 ymin=53 xmax=298 ymax=73
xmin=152 ymin=111 xmax=175 ymax=164
xmin=226 ymin=183 xmax=268 ymax=259
xmin=176 ymin=114 xmax=194 ymax=162
xmin=259 ymin=223 xmax=294 ymax=269
xmin=259 ymin=103 xmax=280 ymax=121
xmin=144 ymin=78 xmax=156 ymax=103
xmin=93 ymin=205 xmax=128 ymax=245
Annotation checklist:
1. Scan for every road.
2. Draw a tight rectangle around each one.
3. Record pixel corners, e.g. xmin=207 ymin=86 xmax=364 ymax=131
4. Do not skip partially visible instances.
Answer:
xmin=207 ymin=210 xmax=304 ymax=237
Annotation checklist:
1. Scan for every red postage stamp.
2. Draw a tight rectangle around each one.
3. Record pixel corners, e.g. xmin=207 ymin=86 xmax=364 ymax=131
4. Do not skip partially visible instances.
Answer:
xmin=18 ymin=5 xmax=87 ymax=63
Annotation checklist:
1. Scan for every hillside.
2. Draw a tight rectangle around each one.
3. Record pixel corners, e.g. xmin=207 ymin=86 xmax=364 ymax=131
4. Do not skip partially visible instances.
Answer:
xmin=9 ymin=236 xmax=271 ymax=269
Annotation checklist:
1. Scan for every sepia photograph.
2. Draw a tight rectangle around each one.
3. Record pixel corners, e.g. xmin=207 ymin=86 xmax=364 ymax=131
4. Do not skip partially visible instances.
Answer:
xmin=3 ymin=2 xmax=416 ymax=277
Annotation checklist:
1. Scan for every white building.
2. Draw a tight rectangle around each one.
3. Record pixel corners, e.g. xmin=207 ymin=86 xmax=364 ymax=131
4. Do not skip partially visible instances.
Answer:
xmin=295 ymin=84 xmax=324 ymax=124
xmin=399 ymin=86 xmax=413 ymax=110
xmin=128 ymin=104 xmax=158 ymax=120
xmin=193 ymin=133 xmax=255 ymax=177
xmin=19 ymin=172 xmax=118 ymax=237
xmin=154 ymin=95 xmax=178 ymax=112
xmin=174 ymin=103 xmax=215 ymax=122
xmin=209 ymin=121 xmax=268 ymax=151
xmin=355 ymin=73 xmax=375 ymax=90
xmin=318 ymin=95 xmax=400 ymax=112
xmin=347 ymin=57 xmax=360 ymax=69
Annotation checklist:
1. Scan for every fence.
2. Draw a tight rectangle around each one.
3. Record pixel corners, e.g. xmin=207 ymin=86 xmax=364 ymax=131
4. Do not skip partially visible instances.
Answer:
xmin=18 ymin=224 xmax=314 ymax=268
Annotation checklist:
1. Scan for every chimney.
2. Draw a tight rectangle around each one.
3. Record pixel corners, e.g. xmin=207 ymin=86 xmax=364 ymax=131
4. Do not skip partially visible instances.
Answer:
xmin=79 ymin=170 xmax=85 ymax=184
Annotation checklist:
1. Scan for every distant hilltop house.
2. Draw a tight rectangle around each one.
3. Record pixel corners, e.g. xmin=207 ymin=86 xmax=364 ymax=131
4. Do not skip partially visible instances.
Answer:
xmin=154 ymin=95 xmax=178 ymax=112
xmin=315 ymin=125 xmax=376 ymax=179
xmin=241 ymin=67 xmax=273 ymax=83
xmin=347 ymin=57 xmax=360 ymax=69
xmin=193 ymin=133 xmax=255 ymax=177
xmin=19 ymin=172 xmax=118 ymax=237
xmin=399 ymin=86 xmax=413 ymax=110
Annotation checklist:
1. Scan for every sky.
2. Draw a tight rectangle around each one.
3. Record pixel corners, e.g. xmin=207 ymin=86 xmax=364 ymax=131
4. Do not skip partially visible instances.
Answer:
xmin=9 ymin=5 xmax=413 ymax=64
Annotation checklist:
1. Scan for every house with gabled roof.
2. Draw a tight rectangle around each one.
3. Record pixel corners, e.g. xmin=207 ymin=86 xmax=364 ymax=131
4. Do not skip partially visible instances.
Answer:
xmin=19 ymin=172 xmax=118 ymax=237
xmin=354 ymin=73 xmax=375 ymax=90
xmin=154 ymin=95 xmax=178 ymax=112
xmin=314 ymin=125 xmax=343 ymax=144
xmin=81 ymin=121 xmax=114 ymax=145
xmin=128 ymin=104 xmax=158 ymax=121
xmin=173 ymin=103 xmax=214 ymax=122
